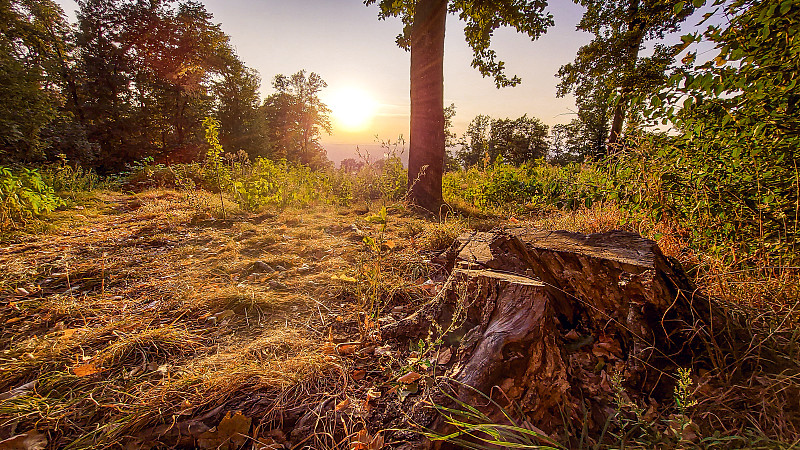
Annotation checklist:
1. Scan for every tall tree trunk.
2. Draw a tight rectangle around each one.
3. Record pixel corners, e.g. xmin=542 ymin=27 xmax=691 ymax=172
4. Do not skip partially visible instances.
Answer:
xmin=408 ymin=0 xmax=446 ymax=213
xmin=607 ymin=99 xmax=626 ymax=149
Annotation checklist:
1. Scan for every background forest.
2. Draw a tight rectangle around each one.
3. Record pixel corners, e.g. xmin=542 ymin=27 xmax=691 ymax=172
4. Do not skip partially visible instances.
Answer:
xmin=2 ymin=0 xmax=796 ymax=267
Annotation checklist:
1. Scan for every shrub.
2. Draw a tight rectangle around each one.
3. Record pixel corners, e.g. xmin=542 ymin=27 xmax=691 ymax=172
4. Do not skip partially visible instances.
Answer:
xmin=231 ymin=158 xmax=332 ymax=210
xmin=0 ymin=166 xmax=63 ymax=229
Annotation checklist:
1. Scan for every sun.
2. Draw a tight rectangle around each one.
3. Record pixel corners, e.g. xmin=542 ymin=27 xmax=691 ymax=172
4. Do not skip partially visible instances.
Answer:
xmin=327 ymin=87 xmax=378 ymax=132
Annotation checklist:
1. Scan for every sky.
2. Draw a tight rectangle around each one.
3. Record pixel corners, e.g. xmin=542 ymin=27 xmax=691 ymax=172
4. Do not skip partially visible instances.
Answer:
xmin=54 ymin=0 xmax=597 ymax=163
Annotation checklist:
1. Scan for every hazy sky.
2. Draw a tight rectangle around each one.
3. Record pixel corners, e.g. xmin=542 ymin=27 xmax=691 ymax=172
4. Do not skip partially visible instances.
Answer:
xmin=56 ymin=0 xmax=596 ymax=162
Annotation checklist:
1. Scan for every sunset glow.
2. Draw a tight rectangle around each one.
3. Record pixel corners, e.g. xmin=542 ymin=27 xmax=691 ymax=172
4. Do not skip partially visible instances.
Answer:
xmin=327 ymin=87 xmax=378 ymax=132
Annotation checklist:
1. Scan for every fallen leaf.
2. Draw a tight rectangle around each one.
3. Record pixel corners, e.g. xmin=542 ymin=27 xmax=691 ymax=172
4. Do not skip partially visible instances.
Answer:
xmin=61 ymin=329 xmax=79 ymax=340
xmin=73 ymin=363 xmax=103 ymax=377
xmin=373 ymin=345 xmax=393 ymax=357
xmin=5 ymin=317 xmax=23 ymax=325
xmin=592 ymin=337 xmax=622 ymax=360
xmin=197 ymin=411 xmax=251 ymax=450
xmin=369 ymin=432 xmax=385 ymax=450
xmin=351 ymin=369 xmax=366 ymax=381
xmin=331 ymin=274 xmax=358 ymax=283
xmin=564 ymin=329 xmax=580 ymax=340
xmin=321 ymin=342 xmax=336 ymax=355
xmin=435 ymin=347 xmax=452 ymax=365
xmin=398 ymin=382 xmax=418 ymax=401
xmin=337 ymin=343 xmax=359 ymax=355
xmin=0 ymin=431 xmax=47 ymax=450
xmin=350 ymin=429 xmax=369 ymax=450
xmin=335 ymin=398 xmax=351 ymax=411
xmin=383 ymin=240 xmax=397 ymax=249
xmin=397 ymin=371 xmax=421 ymax=384
xmin=365 ymin=388 xmax=381 ymax=401
xmin=14 ymin=288 xmax=30 ymax=296
xmin=0 ymin=381 xmax=37 ymax=402
xmin=207 ymin=310 xmax=235 ymax=325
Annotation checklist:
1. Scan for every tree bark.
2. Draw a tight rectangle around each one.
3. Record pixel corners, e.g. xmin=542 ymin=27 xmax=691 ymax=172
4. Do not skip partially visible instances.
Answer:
xmin=408 ymin=0 xmax=447 ymax=214
xmin=607 ymin=98 xmax=626 ymax=149
xmin=382 ymin=229 xmax=732 ymax=447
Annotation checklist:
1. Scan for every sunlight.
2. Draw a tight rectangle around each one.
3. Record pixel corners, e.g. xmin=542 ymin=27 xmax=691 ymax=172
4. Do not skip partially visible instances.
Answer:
xmin=327 ymin=87 xmax=378 ymax=132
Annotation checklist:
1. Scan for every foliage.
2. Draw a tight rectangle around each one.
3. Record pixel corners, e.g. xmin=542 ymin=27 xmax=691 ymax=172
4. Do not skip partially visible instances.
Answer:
xmin=457 ymin=114 xmax=549 ymax=169
xmin=456 ymin=114 xmax=491 ymax=169
xmin=230 ymin=158 xmax=332 ymax=210
xmin=556 ymin=0 xmax=696 ymax=155
xmin=262 ymin=70 xmax=332 ymax=169
xmin=39 ymin=156 xmax=101 ymax=198
xmin=366 ymin=0 xmax=553 ymax=88
xmin=0 ymin=165 xmax=63 ymax=229
xmin=214 ymin=59 xmax=267 ymax=159
xmin=638 ymin=0 xmax=800 ymax=261
xmin=444 ymin=160 xmax=611 ymax=212
xmin=0 ymin=0 xmax=70 ymax=163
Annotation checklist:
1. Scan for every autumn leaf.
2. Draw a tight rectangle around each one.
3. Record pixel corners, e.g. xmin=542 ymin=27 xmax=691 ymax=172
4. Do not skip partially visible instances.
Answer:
xmin=337 ymin=343 xmax=360 ymax=355
xmin=321 ymin=342 xmax=336 ymax=355
xmin=0 ymin=430 xmax=47 ymax=450
xmin=73 ymin=363 xmax=103 ymax=377
xmin=61 ymin=329 xmax=79 ymax=340
xmin=331 ymin=274 xmax=357 ymax=283
xmin=365 ymin=388 xmax=381 ymax=402
xmin=197 ymin=411 xmax=251 ymax=450
xmin=335 ymin=398 xmax=351 ymax=411
xmin=435 ymin=347 xmax=452 ymax=365
xmin=397 ymin=371 xmax=421 ymax=384
xmin=352 ymin=369 xmax=366 ymax=381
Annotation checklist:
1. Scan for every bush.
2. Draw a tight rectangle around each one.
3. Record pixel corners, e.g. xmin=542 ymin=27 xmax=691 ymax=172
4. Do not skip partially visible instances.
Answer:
xmin=230 ymin=158 xmax=332 ymax=210
xmin=0 ymin=166 xmax=63 ymax=229
xmin=444 ymin=159 xmax=611 ymax=212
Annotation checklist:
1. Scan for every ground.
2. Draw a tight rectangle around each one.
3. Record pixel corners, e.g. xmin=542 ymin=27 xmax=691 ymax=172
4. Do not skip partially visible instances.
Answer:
xmin=0 ymin=190 xmax=474 ymax=449
xmin=1 ymin=190 xmax=798 ymax=449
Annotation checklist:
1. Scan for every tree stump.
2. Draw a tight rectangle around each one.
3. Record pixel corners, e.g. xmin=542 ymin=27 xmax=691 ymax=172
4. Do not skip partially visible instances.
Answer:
xmin=382 ymin=228 xmax=728 ymax=446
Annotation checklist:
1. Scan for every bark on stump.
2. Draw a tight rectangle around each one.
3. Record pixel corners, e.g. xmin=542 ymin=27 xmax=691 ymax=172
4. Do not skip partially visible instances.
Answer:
xmin=382 ymin=228 xmax=727 ymax=446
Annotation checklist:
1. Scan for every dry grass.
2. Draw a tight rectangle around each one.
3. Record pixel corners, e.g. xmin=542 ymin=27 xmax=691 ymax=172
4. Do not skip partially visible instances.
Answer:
xmin=2 ymin=191 xmax=798 ymax=448
xmin=0 ymin=189 xmax=465 ymax=448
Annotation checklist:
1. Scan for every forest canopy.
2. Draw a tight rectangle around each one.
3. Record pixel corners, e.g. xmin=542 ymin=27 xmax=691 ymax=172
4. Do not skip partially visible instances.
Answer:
xmin=0 ymin=0 xmax=331 ymax=172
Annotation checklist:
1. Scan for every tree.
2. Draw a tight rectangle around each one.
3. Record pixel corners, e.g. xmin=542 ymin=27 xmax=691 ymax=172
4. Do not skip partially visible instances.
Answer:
xmin=557 ymin=0 xmax=695 ymax=152
xmin=0 ymin=0 xmax=71 ymax=163
xmin=340 ymin=158 xmax=365 ymax=173
xmin=457 ymin=114 xmax=548 ymax=167
xmin=72 ymin=0 xmax=241 ymax=169
xmin=457 ymin=114 xmax=491 ymax=169
xmin=214 ymin=58 xmax=266 ymax=159
xmin=262 ymin=70 xmax=331 ymax=169
xmin=489 ymin=114 xmax=548 ymax=165
xmin=549 ymin=120 xmax=590 ymax=164
xmin=365 ymin=0 xmax=553 ymax=212
xmin=443 ymin=103 xmax=461 ymax=172
xmin=642 ymin=0 xmax=800 ymax=256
